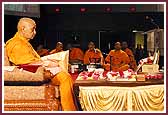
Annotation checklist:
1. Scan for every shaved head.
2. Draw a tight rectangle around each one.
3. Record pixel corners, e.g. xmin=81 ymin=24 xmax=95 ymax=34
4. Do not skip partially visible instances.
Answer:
xmin=122 ymin=41 xmax=128 ymax=49
xmin=88 ymin=41 xmax=95 ymax=51
xmin=66 ymin=43 xmax=72 ymax=50
xmin=114 ymin=42 xmax=121 ymax=50
xmin=56 ymin=42 xmax=63 ymax=46
xmin=17 ymin=17 xmax=36 ymax=40
xmin=17 ymin=18 xmax=36 ymax=31
xmin=88 ymin=41 xmax=94 ymax=46
xmin=115 ymin=42 xmax=120 ymax=46
xmin=56 ymin=42 xmax=63 ymax=52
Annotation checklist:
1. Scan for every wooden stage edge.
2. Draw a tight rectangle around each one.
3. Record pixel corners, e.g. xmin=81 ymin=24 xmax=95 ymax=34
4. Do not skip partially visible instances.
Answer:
xmin=74 ymin=79 xmax=164 ymax=87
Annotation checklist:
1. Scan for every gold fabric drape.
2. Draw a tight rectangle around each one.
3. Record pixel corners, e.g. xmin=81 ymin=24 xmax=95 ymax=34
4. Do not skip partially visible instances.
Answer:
xmin=79 ymin=85 xmax=164 ymax=111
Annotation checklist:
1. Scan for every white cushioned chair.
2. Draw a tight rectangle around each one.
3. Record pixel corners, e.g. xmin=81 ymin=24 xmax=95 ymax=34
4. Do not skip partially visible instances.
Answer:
xmin=4 ymin=48 xmax=60 ymax=111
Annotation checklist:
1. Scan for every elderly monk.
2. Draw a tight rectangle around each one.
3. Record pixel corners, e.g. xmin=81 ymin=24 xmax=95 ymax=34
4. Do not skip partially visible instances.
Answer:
xmin=50 ymin=42 xmax=63 ymax=54
xmin=67 ymin=43 xmax=84 ymax=64
xmin=5 ymin=18 xmax=76 ymax=111
xmin=104 ymin=42 xmax=130 ymax=71
xmin=84 ymin=41 xmax=104 ymax=65
xmin=122 ymin=42 xmax=137 ymax=71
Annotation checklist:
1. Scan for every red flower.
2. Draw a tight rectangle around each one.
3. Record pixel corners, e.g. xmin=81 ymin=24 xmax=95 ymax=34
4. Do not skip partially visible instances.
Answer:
xmin=103 ymin=71 xmax=108 ymax=77
xmin=157 ymin=74 xmax=163 ymax=79
xmin=92 ymin=74 xmax=99 ymax=80
xmin=119 ymin=71 xmax=124 ymax=78
xmin=128 ymin=69 xmax=133 ymax=72
xmin=88 ymin=72 xmax=94 ymax=77
xmin=150 ymin=75 xmax=154 ymax=79
xmin=128 ymin=75 xmax=132 ymax=79
xmin=146 ymin=75 xmax=150 ymax=79
xmin=147 ymin=58 xmax=153 ymax=64
xmin=154 ymin=75 xmax=158 ymax=79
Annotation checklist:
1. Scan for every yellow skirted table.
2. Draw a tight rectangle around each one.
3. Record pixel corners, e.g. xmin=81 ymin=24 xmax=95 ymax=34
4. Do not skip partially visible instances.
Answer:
xmin=78 ymin=84 xmax=164 ymax=111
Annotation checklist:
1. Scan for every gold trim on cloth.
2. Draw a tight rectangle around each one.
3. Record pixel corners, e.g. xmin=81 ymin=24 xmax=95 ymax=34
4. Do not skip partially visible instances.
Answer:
xmin=79 ymin=85 xmax=164 ymax=111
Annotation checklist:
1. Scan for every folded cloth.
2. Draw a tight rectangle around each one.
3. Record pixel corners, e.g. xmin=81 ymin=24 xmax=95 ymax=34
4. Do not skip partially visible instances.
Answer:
xmin=4 ymin=66 xmax=16 ymax=71
xmin=45 ymin=67 xmax=62 ymax=75
xmin=41 ymin=50 xmax=69 ymax=72
xmin=17 ymin=64 xmax=41 ymax=73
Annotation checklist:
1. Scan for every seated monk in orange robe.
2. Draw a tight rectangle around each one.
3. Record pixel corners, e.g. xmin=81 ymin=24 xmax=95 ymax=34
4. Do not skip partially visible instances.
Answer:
xmin=5 ymin=18 xmax=76 ymax=111
xmin=122 ymin=42 xmax=137 ymax=71
xmin=50 ymin=42 xmax=63 ymax=54
xmin=36 ymin=44 xmax=49 ymax=56
xmin=84 ymin=41 xmax=104 ymax=65
xmin=104 ymin=42 xmax=130 ymax=71
xmin=67 ymin=43 xmax=84 ymax=64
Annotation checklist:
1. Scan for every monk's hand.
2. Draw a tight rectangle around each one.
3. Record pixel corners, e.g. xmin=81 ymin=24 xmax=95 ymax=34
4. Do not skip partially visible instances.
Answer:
xmin=44 ymin=70 xmax=54 ymax=80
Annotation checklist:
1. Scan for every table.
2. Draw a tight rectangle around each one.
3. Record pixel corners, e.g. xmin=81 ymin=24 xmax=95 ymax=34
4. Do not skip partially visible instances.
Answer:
xmin=74 ymin=79 xmax=164 ymax=111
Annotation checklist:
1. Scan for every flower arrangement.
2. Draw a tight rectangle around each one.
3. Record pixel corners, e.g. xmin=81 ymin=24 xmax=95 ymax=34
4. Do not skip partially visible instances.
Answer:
xmin=77 ymin=69 xmax=137 ymax=81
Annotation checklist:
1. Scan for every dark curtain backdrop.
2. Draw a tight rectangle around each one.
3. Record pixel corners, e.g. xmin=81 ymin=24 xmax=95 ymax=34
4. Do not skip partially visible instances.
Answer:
xmin=4 ymin=5 xmax=164 ymax=53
